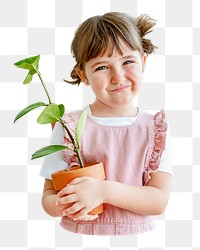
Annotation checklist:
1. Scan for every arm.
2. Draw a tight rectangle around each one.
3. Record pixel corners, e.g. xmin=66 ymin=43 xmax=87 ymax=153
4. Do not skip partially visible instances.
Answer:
xmin=56 ymin=171 xmax=172 ymax=219
xmin=103 ymin=171 xmax=172 ymax=215
xmin=42 ymin=179 xmax=67 ymax=217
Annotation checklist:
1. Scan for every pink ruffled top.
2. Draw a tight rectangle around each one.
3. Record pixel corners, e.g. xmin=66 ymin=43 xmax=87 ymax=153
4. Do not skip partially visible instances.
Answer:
xmin=60 ymin=109 xmax=168 ymax=235
xmin=143 ymin=110 xmax=168 ymax=185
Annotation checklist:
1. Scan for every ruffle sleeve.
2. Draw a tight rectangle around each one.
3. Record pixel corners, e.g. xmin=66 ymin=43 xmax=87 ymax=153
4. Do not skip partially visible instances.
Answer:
xmin=62 ymin=113 xmax=80 ymax=167
xmin=143 ymin=110 xmax=168 ymax=185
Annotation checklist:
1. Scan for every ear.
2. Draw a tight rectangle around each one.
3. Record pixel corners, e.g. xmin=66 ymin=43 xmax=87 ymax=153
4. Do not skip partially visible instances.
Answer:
xmin=75 ymin=68 xmax=89 ymax=85
xmin=142 ymin=54 xmax=147 ymax=73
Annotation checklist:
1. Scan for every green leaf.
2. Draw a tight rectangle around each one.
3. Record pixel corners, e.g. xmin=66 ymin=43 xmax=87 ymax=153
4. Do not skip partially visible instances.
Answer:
xmin=58 ymin=104 xmax=65 ymax=118
xmin=23 ymin=72 xmax=33 ymax=84
xmin=23 ymin=70 xmax=36 ymax=84
xmin=31 ymin=55 xmax=40 ymax=72
xmin=37 ymin=103 xmax=60 ymax=124
xmin=14 ymin=102 xmax=46 ymax=123
xmin=75 ymin=107 xmax=88 ymax=144
xmin=14 ymin=55 xmax=40 ymax=72
xmin=31 ymin=145 xmax=69 ymax=160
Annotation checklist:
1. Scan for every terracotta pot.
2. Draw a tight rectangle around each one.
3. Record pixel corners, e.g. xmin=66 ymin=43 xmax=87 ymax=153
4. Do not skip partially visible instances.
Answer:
xmin=51 ymin=162 xmax=105 ymax=215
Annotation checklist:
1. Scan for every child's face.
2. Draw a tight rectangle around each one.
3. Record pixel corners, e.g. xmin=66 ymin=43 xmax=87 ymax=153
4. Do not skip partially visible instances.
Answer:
xmin=76 ymin=39 xmax=146 ymax=111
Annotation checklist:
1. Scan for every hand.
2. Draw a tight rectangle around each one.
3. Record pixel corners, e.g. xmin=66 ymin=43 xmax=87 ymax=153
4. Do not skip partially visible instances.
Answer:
xmin=67 ymin=213 xmax=99 ymax=221
xmin=54 ymin=199 xmax=99 ymax=221
xmin=55 ymin=177 xmax=105 ymax=220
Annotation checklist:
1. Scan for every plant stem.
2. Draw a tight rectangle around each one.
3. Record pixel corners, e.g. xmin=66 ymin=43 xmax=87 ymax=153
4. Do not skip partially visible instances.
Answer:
xmin=74 ymin=147 xmax=84 ymax=168
xmin=36 ymin=68 xmax=85 ymax=168
xmin=59 ymin=120 xmax=85 ymax=168
xmin=37 ymin=71 xmax=52 ymax=104
xmin=60 ymin=121 xmax=76 ymax=145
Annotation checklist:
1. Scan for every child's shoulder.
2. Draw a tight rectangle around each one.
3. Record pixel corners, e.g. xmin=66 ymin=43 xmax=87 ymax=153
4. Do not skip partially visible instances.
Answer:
xmin=141 ymin=109 xmax=167 ymax=121
xmin=139 ymin=109 xmax=168 ymax=131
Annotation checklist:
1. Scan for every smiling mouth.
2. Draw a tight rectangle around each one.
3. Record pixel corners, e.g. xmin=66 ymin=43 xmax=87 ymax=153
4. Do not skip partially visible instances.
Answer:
xmin=109 ymin=85 xmax=130 ymax=93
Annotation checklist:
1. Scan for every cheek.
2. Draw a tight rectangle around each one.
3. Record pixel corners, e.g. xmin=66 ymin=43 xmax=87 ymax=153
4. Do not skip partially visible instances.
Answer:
xmin=89 ymin=75 xmax=107 ymax=90
xmin=91 ymin=83 xmax=104 ymax=95
xmin=89 ymin=79 xmax=102 ymax=93
xmin=127 ymin=67 xmax=143 ymax=82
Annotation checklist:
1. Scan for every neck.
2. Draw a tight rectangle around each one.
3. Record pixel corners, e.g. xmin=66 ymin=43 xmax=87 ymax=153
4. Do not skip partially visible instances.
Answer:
xmin=90 ymin=101 xmax=138 ymax=118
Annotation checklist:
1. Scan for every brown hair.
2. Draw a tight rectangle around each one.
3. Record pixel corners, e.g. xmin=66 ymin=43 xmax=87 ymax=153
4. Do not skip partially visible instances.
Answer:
xmin=65 ymin=12 xmax=157 ymax=85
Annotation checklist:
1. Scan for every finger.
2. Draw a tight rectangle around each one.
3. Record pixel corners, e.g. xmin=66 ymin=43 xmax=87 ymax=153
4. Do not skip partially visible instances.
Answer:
xmin=58 ymin=185 xmax=75 ymax=197
xmin=68 ymin=176 xmax=91 ymax=185
xmin=74 ymin=214 xmax=99 ymax=221
xmin=62 ymin=202 xmax=83 ymax=216
xmin=55 ymin=194 xmax=78 ymax=206
xmin=72 ymin=207 xmax=91 ymax=219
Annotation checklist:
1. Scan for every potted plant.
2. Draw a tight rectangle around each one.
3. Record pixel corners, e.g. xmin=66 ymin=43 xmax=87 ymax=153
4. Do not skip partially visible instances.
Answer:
xmin=14 ymin=55 xmax=105 ymax=215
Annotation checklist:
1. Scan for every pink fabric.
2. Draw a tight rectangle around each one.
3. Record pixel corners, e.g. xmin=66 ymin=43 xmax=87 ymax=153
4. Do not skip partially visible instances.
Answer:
xmin=62 ymin=113 xmax=79 ymax=167
xmin=143 ymin=110 xmax=168 ymax=185
xmin=60 ymin=110 xmax=168 ymax=235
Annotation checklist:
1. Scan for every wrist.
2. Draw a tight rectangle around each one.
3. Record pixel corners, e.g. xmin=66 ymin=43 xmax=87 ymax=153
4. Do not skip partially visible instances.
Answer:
xmin=102 ymin=180 xmax=111 ymax=204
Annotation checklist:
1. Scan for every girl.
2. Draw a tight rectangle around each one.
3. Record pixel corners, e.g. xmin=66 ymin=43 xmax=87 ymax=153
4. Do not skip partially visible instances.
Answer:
xmin=40 ymin=12 xmax=172 ymax=235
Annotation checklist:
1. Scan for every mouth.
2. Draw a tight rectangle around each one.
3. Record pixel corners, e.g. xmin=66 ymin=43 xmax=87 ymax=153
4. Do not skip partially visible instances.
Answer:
xmin=109 ymin=85 xmax=130 ymax=93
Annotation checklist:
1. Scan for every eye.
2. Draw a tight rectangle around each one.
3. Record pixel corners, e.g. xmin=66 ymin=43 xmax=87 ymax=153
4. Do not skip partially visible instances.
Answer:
xmin=95 ymin=66 xmax=107 ymax=71
xmin=123 ymin=60 xmax=134 ymax=65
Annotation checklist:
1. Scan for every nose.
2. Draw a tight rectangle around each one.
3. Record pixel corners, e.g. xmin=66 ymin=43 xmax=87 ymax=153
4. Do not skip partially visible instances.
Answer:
xmin=110 ymin=67 xmax=124 ymax=84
